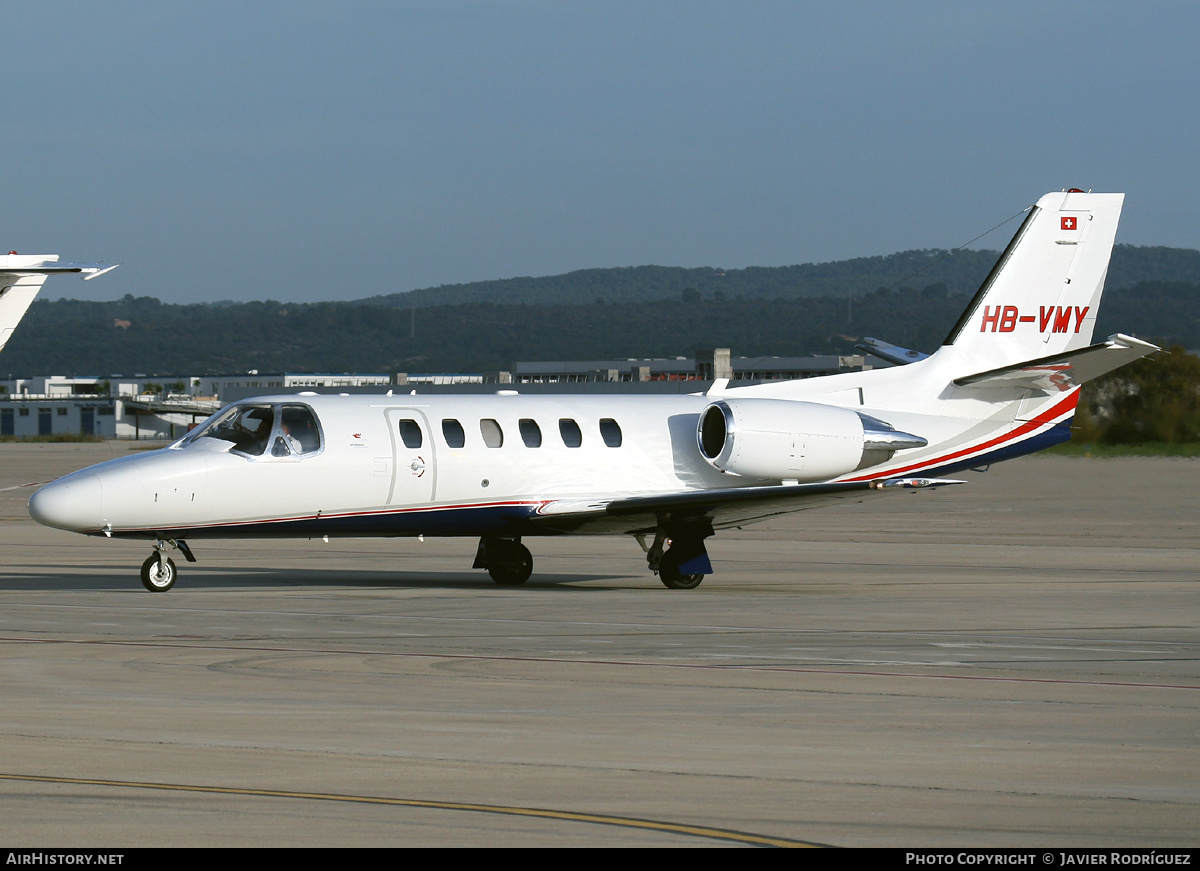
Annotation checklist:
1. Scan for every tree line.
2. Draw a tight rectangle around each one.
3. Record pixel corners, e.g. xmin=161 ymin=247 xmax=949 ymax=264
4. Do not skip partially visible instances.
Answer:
xmin=4 ymin=278 xmax=1196 ymax=379
xmin=1073 ymin=347 xmax=1200 ymax=445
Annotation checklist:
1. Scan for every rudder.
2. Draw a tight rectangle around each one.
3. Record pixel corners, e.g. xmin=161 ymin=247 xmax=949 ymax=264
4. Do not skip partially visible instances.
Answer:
xmin=936 ymin=190 xmax=1124 ymax=378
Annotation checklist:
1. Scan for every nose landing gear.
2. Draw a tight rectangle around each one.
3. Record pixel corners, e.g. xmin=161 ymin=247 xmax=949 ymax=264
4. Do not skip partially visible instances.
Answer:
xmin=139 ymin=539 xmax=195 ymax=592
xmin=140 ymin=553 xmax=176 ymax=592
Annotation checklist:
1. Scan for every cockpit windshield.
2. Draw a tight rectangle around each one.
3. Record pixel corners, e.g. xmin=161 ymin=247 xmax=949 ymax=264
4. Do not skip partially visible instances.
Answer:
xmin=184 ymin=403 xmax=322 ymax=458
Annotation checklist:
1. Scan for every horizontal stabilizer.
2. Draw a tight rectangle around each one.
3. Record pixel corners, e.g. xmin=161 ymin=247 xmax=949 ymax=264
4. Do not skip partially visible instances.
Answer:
xmin=0 ymin=255 xmax=120 ymax=355
xmin=856 ymin=336 xmax=930 ymax=366
xmin=0 ymin=260 xmax=119 ymax=281
xmin=953 ymin=333 xmax=1159 ymax=392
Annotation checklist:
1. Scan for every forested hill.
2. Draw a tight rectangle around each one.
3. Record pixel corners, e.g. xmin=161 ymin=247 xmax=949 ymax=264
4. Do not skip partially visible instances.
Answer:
xmin=3 ymin=245 xmax=1198 ymax=377
xmin=364 ymin=250 xmax=1001 ymax=307
xmin=362 ymin=245 xmax=1200 ymax=307
xmin=5 ymin=279 xmax=1198 ymax=378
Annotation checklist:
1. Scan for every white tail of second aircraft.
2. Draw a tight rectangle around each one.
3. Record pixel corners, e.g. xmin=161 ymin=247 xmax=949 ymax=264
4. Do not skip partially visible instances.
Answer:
xmin=0 ymin=254 xmax=119 ymax=354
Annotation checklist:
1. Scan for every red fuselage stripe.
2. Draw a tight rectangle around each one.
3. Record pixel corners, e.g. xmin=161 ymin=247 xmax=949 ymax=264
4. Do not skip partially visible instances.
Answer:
xmin=842 ymin=390 xmax=1078 ymax=482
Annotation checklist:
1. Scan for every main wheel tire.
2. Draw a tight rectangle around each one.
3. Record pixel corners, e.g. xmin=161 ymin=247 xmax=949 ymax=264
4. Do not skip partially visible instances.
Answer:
xmin=658 ymin=548 xmax=704 ymax=589
xmin=487 ymin=540 xmax=533 ymax=586
xmin=140 ymin=554 xmax=177 ymax=592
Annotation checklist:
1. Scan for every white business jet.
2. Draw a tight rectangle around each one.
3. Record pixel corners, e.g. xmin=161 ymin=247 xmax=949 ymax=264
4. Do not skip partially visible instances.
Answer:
xmin=29 ymin=191 xmax=1157 ymax=592
xmin=0 ymin=253 xmax=119 ymax=354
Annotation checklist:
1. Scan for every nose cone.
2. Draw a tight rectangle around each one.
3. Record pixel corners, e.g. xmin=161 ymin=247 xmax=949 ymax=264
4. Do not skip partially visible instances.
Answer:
xmin=29 ymin=474 xmax=104 ymax=532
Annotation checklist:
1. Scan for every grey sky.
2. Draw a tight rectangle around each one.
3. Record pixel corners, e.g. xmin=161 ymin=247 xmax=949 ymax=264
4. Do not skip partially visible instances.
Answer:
xmin=6 ymin=1 xmax=1198 ymax=303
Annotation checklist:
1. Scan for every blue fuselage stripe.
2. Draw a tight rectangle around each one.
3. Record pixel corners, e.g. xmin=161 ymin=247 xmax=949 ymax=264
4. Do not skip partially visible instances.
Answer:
xmin=107 ymin=503 xmax=545 ymax=540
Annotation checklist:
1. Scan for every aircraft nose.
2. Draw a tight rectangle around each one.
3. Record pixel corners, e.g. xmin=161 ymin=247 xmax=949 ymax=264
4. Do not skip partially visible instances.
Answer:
xmin=29 ymin=474 xmax=104 ymax=532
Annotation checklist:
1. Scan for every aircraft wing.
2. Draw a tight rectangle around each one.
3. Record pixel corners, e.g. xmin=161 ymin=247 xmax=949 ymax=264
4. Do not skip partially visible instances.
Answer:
xmin=953 ymin=333 xmax=1159 ymax=393
xmin=531 ymin=477 xmax=963 ymax=535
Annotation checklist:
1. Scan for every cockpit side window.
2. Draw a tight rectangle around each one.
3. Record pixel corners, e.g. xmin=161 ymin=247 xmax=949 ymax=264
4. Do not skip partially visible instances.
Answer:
xmin=280 ymin=405 xmax=321 ymax=454
xmin=185 ymin=403 xmax=321 ymax=459
xmin=191 ymin=404 xmax=275 ymax=456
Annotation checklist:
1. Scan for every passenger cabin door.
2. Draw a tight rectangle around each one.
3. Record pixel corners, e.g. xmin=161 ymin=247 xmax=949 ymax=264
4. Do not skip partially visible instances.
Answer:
xmin=385 ymin=408 xmax=436 ymax=505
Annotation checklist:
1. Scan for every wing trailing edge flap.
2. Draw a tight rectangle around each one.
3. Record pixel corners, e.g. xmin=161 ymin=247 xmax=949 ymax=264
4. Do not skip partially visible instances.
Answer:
xmin=534 ymin=477 xmax=964 ymax=534
xmin=953 ymin=333 xmax=1160 ymax=393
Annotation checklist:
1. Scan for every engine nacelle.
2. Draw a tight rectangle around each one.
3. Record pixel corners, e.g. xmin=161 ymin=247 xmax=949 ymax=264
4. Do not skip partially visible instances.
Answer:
xmin=696 ymin=399 xmax=926 ymax=482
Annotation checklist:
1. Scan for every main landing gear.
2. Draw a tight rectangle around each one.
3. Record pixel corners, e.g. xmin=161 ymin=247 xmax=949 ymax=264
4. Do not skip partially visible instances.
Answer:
xmin=474 ymin=536 xmax=533 ymax=586
xmin=474 ymin=527 xmax=714 ymax=590
xmin=139 ymin=539 xmax=196 ymax=592
xmin=639 ymin=525 xmax=713 ymax=590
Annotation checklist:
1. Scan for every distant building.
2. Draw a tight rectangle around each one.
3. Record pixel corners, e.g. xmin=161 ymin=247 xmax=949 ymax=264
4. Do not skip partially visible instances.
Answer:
xmin=512 ymin=348 xmax=870 ymax=384
xmin=0 ymin=397 xmax=117 ymax=439
xmin=0 ymin=351 xmax=874 ymax=438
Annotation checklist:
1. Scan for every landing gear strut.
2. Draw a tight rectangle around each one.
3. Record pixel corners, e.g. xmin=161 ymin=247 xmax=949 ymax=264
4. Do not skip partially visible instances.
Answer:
xmin=139 ymin=539 xmax=195 ymax=592
xmin=474 ymin=536 xmax=533 ymax=586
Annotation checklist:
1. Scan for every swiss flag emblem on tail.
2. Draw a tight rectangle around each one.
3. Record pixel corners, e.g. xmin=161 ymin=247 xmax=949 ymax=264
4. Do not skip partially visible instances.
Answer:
xmin=1061 ymin=216 xmax=1078 ymax=230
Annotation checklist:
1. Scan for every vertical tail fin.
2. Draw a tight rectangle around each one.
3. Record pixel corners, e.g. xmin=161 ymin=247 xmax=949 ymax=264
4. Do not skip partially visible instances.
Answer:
xmin=0 ymin=254 xmax=119 ymax=354
xmin=936 ymin=190 xmax=1124 ymax=377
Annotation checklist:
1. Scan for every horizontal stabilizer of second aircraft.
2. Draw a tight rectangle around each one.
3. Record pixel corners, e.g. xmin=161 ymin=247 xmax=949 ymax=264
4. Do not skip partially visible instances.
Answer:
xmin=856 ymin=336 xmax=931 ymax=366
xmin=0 ymin=260 xmax=120 ymax=281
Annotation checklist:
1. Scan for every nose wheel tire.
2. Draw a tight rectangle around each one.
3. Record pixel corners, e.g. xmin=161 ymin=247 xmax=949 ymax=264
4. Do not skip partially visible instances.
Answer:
xmin=141 ymin=554 xmax=177 ymax=592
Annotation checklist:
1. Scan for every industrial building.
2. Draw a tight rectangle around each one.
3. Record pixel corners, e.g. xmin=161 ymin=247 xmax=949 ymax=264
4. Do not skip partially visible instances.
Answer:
xmin=511 ymin=349 xmax=870 ymax=383
xmin=0 ymin=349 xmax=874 ymax=439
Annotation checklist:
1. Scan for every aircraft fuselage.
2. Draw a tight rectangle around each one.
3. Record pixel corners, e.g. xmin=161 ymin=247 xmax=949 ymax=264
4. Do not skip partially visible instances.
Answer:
xmin=32 ymin=393 xmax=737 ymax=540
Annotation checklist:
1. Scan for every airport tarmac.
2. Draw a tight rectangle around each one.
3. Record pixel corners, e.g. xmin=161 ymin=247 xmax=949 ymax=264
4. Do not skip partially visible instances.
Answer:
xmin=0 ymin=442 xmax=1196 ymax=847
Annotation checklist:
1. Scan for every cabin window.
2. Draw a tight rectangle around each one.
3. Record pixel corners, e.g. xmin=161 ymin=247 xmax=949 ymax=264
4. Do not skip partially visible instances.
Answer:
xmin=519 ymin=418 xmax=542 ymax=447
xmin=599 ymin=418 xmax=622 ymax=447
xmin=398 ymin=419 xmax=423 ymax=449
xmin=442 ymin=418 xmax=466 ymax=448
xmin=480 ymin=418 xmax=504 ymax=448
xmin=559 ymin=418 xmax=582 ymax=448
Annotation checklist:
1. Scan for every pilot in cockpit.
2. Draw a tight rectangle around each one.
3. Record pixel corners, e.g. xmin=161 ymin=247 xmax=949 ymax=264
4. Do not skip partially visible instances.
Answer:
xmin=241 ymin=407 xmax=275 ymax=456
xmin=281 ymin=406 xmax=319 ymax=453
xmin=273 ymin=420 xmax=304 ymax=456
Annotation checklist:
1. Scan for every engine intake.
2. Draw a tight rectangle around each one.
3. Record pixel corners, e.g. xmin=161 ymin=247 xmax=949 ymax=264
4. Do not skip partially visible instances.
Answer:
xmin=697 ymin=399 xmax=926 ymax=481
